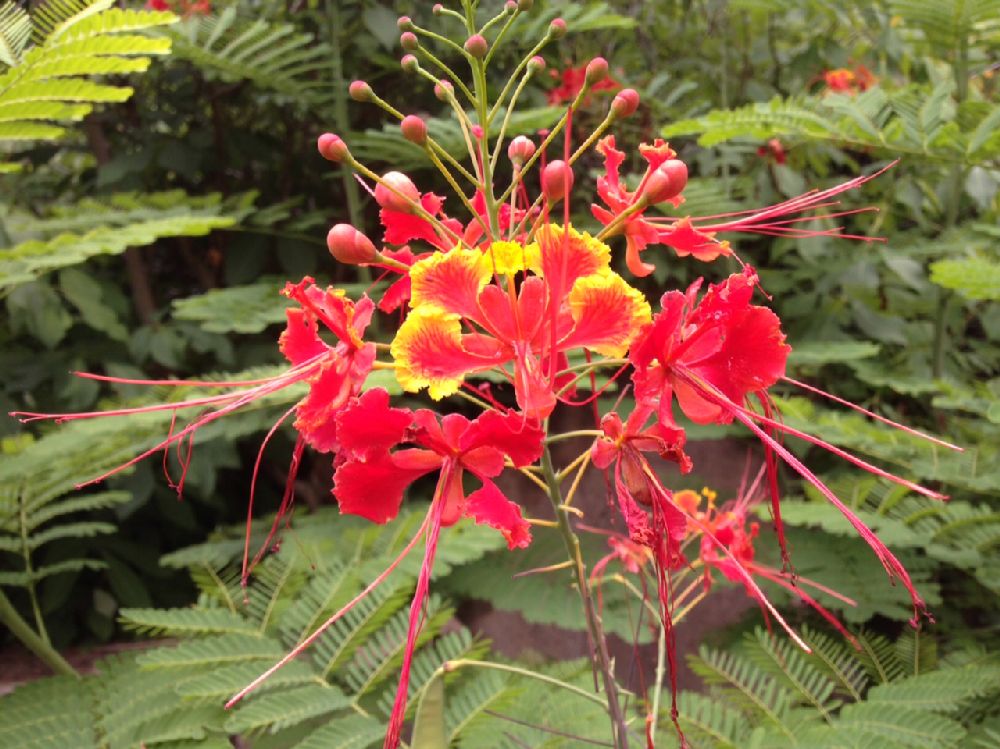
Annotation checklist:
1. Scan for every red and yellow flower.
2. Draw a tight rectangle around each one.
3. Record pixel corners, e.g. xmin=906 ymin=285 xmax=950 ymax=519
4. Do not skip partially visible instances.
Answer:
xmin=390 ymin=225 xmax=651 ymax=417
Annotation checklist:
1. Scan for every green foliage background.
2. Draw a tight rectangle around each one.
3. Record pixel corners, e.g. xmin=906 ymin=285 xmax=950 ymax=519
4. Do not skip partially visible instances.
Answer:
xmin=0 ymin=0 xmax=997 ymax=747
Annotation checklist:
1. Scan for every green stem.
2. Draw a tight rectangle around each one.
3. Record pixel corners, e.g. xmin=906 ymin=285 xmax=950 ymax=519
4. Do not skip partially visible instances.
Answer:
xmin=0 ymin=588 xmax=78 ymax=678
xmin=541 ymin=447 xmax=630 ymax=749
xmin=18 ymin=491 xmax=48 ymax=643
xmin=325 ymin=0 xmax=369 ymax=284
xmin=441 ymin=659 xmax=608 ymax=708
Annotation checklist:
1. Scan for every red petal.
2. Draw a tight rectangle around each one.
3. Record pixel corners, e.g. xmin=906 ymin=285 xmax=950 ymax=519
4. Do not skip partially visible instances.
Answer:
xmin=279 ymin=307 xmax=326 ymax=365
xmin=465 ymin=479 xmax=531 ymax=549
xmin=336 ymin=388 xmax=413 ymax=459
xmin=333 ymin=450 xmax=436 ymax=524
xmin=460 ymin=408 xmax=544 ymax=468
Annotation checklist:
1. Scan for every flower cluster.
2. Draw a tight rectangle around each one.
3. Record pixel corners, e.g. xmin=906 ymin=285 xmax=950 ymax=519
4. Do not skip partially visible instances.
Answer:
xmin=13 ymin=4 xmax=959 ymax=748
xmin=823 ymin=63 xmax=877 ymax=94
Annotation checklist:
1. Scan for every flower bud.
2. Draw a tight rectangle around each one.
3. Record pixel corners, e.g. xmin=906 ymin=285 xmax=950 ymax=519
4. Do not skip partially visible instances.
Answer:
xmin=505 ymin=0 xmax=517 ymax=11
xmin=644 ymin=159 xmax=688 ymax=203
xmin=471 ymin=125 xmax=484 ymax=141
xmin=585 ymin=57 xmax=609 ymax=85
xmin=400 ymin=54 xmax=418 ymax=73
xmin=434 ymin=79 xmax=454 ymax=101
xmin=432 ymin=3 xmax=444 ymax=14
xmin=400 ymin=115 xmax=428 ymax=146
xmin=464 ymin=34 xmax=488 ymax=58
xmin=348 ymin=80 xmax=372 ymax=102
xmin=375 ymin=171 xmax=420 ymax=213
xmin=507 ymin=135 xmax=536 ymax=165
xmin=527 ymin=55 xmax=546 ymax=73
xmin=541 ymin=160 xmax=573 ymax=203
xmin=327 ymin=224 xmax=377 ymax=265
xmin=548 ymin=18 xmax=567 ymax=39
xmin=400 ymin=31 xmax=418 ymax=51
xmin=397 ymin=15 xmax=413 ymax=31
xmin=611 ymin=88 xmax=640 ymax=118
xmin=518 ymin=0 xmax=533 ymax=9
xmin=317 ymin=133 xmax=349 ymax=162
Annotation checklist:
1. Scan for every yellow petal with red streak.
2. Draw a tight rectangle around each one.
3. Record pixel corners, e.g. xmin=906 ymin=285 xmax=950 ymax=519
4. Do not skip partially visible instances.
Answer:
xmin=565 ymin=270 xmax=652 ymax=357
xmin=409 ymin=247 xmax=491 ymax=317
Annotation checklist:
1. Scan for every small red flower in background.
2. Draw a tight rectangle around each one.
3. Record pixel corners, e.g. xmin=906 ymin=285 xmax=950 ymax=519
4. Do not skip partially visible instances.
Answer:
xmin=757 ymin=138 xmax=787 ymax=164
xmin=547 ymin=63 xmax=620 ymax=105
xmin=146 ymin=0 xmax=211 ymax=16
xmin=823 ymin=64 xmax=877 ymax=94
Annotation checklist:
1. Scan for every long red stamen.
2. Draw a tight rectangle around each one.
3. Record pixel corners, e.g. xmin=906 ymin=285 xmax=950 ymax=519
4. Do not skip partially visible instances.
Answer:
xmin=384 ymin=474 xmax=448 ymax=749
xmin=782 ymin=376 xmax=962 ymax=451
xmin=241 ymin=406 xmax=297 ymax=587
xmin=225 ymin=507 xmax=433 ymax=709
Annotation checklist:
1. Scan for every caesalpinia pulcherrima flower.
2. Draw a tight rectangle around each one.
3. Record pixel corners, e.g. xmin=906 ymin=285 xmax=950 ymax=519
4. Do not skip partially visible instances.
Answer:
xmin=11 ymin=3 xmax=962 ymax=748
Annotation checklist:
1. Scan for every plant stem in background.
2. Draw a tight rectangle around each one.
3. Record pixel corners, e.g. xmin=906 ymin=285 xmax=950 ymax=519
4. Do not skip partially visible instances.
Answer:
xmin=0 ymin=588 xmax=78 ymax=679
xmin=541 ymin=447 xmax=629 ymax=749
xmin=325 ymin=0 xmax=370 ymax=285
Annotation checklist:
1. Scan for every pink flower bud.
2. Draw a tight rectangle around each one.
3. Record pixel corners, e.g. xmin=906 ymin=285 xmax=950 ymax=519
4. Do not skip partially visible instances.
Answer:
xmin=400 ymin=31 xmax=418 ymax=51
xmin=527 ymin=55 xmax=546 ymax=73
xmin=400 ymin=115 xmax=428 ymax=146
xmin=549 ymin=18 xmax=567 ymax=39
xmin=507 ymin=135 xmax=536 ymax=165
xmin=375 ymin=171 xmax=420 ymax=213
xmin=505 ymin=0 xmax=517 ymax=11
xmin=611 ymin=88 xmax=640 ymax=118
xmin=644 ymin=159 xmax=688 ymax=204
xmin=432 ymin=3 xmax=444 ymax=14
xmin=541 ymin=160 xmax=573 ymax=203
xmin=317 ymin=133 xmax=349 ymax=162
xmin=327 ymin=224 xmax=377 ymax=265
xmin=464 ymin=34 xmax=488 ymax=58
xmin=434 ymin=79 xmax=454 ymax=101
xmin=400 ymin=54 xmax=418 ymax=73
xmin=397 ymin=15 xmax=413 ymax=31
xmin=585 ymin=57 xmax=609 ymax=85
xmin=471 ymin=125 xmax=484 ymax=140
xmin=349 ymin=80 xmax=372 ymax=102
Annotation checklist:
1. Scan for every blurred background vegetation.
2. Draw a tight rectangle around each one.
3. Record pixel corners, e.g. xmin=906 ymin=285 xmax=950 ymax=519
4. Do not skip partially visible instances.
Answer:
xmin=0 ymin=1 xmax=998 ymax=747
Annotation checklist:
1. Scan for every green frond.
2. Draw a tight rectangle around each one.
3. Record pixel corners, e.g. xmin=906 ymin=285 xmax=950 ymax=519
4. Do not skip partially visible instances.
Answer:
xmin=743 ymin=628 xmax=842 ymax=718
xmin=0 ymin=558 xmax=105 ymax=585
xmin=801 ymin=625 xmax=870 ymax=701
xmin=311 ymin=579 xmax=412 ymax=679
xmin=0 ymin=1 xmax=176 ymax=170
xmin=119 ymin=606 xmax=257 ymax=637
xmin=93 ymin=653 xmax=215 ymax=749
xmin=292 ymin=713 xmax=383 ymax=749
xmin=856 ymin=631 xmax=908 ymax=684
xmin=889 ymin=0 xmax=1000 ymax=57
xmin=241 ymin=555 xmax=308 ymax=634
xmin=31 ymin=0 xmax=116 ymax=45
xmin=174 ymin=659 xmax=318 ymax=700
xmin=836 ymin=703 xmax=967 ymax=747
xmin=0 ymin=190 xmax=249 ymax=290
xmin=688 ymin=645 xmax=797 ymax=737
xmin=136 ymin=632 xmax=286 ymax=668
xmin=340 ymin=595 xmax=453 ymax=699
xmin=172 ymin=278 xmax=294 ymax=334
xmin=446 ymin=671 xmax=518 ymax=747
xmin=0 ymin=519 xmax=114 ymax=551
xmin=373 ymin=628 xmax=489 ymax=719
xmin=223 ymin=683 xmax=351 ymax=735
xmin=0 ymin=675 xmax=97 ymax=749
xmin=278 ymin=559 xmax=360 ymax=646
xmin=865 ymin=665 xmax=1000 ymax=713
xmin=674 ymin=690 xmax=751 ymax=749
xmin=163 ymin=8 xmax=332 ymax=104
xmin=0 ymin=3 xmax=32 ymax=67
xmin=896 ymin=629 xmax=939 ymax=677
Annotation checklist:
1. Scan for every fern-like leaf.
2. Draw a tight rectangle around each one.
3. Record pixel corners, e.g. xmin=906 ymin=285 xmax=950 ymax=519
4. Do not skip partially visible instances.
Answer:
xmin=224 ymin=684 xmax=351 ymax=735
xmin=0 ymin=0 xmax=175 ymax=169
